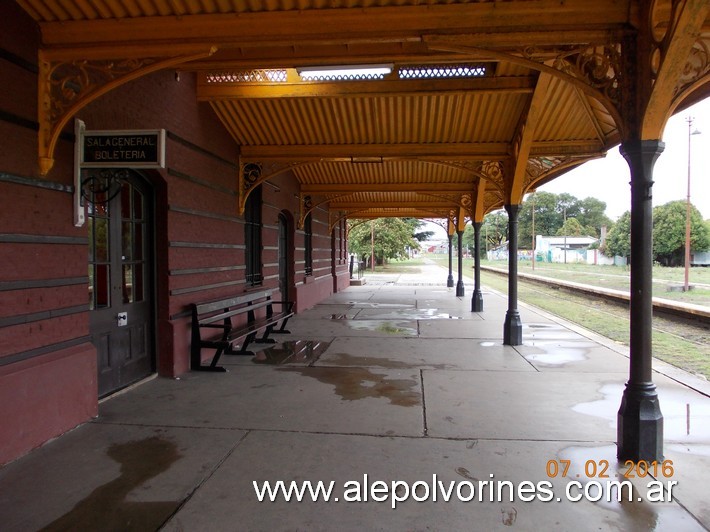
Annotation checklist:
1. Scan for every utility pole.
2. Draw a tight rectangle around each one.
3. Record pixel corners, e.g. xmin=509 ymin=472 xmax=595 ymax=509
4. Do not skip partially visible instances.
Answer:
xmin=371 ymin=220 xmax=375 ymax=272
xmin=531 ymin=192 xmax=536 ymax=271
xmin=684 ymin=116 xmax=701 ymax=291
xmin=563 ymin=206 xmax=567 ymax=264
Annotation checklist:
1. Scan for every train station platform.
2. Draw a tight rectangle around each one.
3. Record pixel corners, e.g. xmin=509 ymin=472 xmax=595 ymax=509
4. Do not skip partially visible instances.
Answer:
xmin=1 ymin=264 xmax=709 ymax=531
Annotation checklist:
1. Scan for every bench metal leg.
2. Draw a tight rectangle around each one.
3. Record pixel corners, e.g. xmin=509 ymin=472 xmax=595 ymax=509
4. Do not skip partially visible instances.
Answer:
xmin=225 ymin=332 xmax=258 ymax=356
xmin=192 ymin=346 xmax=228 ymax=372
xmin=271 ymin=317 xmax=291 ymax=335
xmin=255 ymin=325 xmax=277 ymax=344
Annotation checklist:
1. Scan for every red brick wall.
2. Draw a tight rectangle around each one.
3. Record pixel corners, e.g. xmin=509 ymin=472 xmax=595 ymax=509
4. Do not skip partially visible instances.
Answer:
xmin=0 ymin=3 xmax=97 ymax=465
xmin=0 ymin=2 xmax=349 ymax=464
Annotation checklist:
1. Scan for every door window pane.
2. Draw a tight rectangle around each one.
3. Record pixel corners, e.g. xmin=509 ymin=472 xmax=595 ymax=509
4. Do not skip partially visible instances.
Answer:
xmin=122 ymin=221 xmax=133 ymax=261
xmin=121 ymin=182 xmax=132 ymax=219
xmin=134 ymin=222 xmax=144 ymax=261
xmin=123 ymin=264 xmax=133 ymax=304
xmin=94 ymin=264 xmax=110 ymax=308
xmin=134 ymin=188 xmax=143 ymax=220
xmin=94 ymin=218 xmax=109 ymax=262
xmin=133 ymin=263 xmax=144 ymax=302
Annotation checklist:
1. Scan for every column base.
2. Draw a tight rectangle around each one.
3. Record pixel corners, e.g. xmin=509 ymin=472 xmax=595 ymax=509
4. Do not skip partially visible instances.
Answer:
xmin=455 ymin=280 xmax=465 ymax=297
xmin=471 ymin=290 xmax=483 ymax=312
xmin=503 ymin=310 xmax=522 ymax=345
xmin=446 ymin=275 xmax=454 ymax=288
xmin=617 ymin=382 xmax=664 ymax=461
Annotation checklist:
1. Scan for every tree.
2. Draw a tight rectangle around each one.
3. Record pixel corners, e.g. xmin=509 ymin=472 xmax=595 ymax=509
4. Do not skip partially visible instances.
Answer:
xmin=575 ymin=197 xmax=613 ymax=237
xmin=482 ymin=210 xmax=508 ymax=251
xmin=556 ymin=217 xmax=586 ymax=236
xmin=518 ymin=192 xmax=612 ymax=243
xmin=604 ymin=210 xmax=631 ymax=258
xmin=409 ymin=216 xmax=434 ymax=243
xmin=347 ymin=218 xmax=423 ymax=266
xmin=653 ymin=200 xmax=710 ymax=266
xmin=518 ymin=191 xmax=562 ymax=244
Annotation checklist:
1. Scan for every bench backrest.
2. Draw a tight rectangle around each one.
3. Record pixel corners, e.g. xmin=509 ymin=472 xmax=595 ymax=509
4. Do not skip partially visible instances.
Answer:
xmin=193 ymin=290 xmax=273 ymax=321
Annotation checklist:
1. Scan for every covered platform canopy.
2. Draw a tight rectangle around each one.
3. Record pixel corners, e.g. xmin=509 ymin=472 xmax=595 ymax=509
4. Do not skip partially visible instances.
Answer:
xmin=23 ymin=0 xmax=710 ymax=223
xmin=17 ymin=0 xmax=710 ymax=462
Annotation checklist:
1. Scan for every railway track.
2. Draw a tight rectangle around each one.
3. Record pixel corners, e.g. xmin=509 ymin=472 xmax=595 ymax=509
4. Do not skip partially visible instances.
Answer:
xmin=479 ymin=266 xmax=710 ymax=375
xmin=481 ymin=265 xmax=710 ymax=326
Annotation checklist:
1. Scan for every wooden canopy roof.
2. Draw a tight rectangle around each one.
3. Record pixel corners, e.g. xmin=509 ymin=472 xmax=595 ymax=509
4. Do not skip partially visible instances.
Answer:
xmin=20 ymin=0 xmax=710 ymax=226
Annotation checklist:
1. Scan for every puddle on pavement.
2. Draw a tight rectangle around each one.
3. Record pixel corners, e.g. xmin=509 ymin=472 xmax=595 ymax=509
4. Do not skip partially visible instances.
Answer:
xmin=41 ymin=437 xmax=180 ymax=532
xmin=279 ymin=366 xmax=420 ymax=407
xmin=354 ymin=309 xmax=463 ymax=320
xmin=349 ymin=302 xmax=415 ymax=309
xmin=335 ymin=320 xmax=418 ymax=336
xmin=556 ymin=445 xmax=698 ymax=530
xmin=666 ymin=443 xmax=710 ymax=457
xmin=324 ymin=352 xmax=451 ymax=370
xmin=479 ymin=341 xmax=497 ymax=347
xmin=572 ymin=383 xmax=710 ymax=441
xmin=523 ymin=342 xmax=591 ymax=365
xmin=523 ymin=323 xmax=583 ymax=341
xmin=252 ymin=340 xmax=331 ymax=365
xmin=330 ymin=313 xmax=359 ymax=320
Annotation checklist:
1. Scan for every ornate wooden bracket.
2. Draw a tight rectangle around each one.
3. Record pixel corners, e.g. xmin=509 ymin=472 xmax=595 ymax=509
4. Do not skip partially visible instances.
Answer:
xmin=425 ymin=39 xmax=624 ymax=134
xmin=329 ymin=210 xmax=348 ymax=233
xmin=446 ymin=209 xmax=457 ymax=236
xmin=298 ymin=194 xmax=313 ymax=230
xmin=237 ymin=160 xmax=313 ymax=215
xmin=237 ymin=160 xmax=262 ymax=217
xmin=37 ymin=48 xmax=216 ymax=176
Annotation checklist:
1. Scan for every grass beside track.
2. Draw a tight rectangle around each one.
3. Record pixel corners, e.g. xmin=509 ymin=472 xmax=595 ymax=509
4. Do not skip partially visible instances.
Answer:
xmin=423 ymin=255 xmax=710 ymax=380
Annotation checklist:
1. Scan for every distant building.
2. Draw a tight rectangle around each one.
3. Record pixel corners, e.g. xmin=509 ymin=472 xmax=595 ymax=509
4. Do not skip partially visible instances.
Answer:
xmin=488 ymin=235 xmax=625 ymax=265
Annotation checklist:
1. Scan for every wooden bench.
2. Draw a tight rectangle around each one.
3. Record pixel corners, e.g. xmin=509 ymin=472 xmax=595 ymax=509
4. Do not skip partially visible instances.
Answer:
xmin=191 ymin=289 xmax=294 ymax=372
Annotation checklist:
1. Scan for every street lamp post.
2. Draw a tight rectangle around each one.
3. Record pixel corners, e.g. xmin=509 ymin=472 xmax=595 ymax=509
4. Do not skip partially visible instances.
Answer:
xmin=684 ymin=116 xmax=701 ymax=292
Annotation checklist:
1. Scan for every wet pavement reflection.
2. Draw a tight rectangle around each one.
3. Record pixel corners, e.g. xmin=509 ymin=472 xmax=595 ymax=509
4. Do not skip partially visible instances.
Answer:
xmin=278 ymin=367 xmax=421 ymax=407
xmin=40 ymin=437 xmax=180 ymax=532
xmin=556 ymin=444 xmax=702 ymax=531
xmin=251 ymin=340 xmax=331 ymax=365
xmin=573 ymin=383 xmax=710 ymax=441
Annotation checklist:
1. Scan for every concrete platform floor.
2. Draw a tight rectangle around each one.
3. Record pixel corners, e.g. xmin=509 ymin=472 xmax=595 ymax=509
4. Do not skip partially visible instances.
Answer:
xmin=2 ymin=264 xmax=710 ymax=531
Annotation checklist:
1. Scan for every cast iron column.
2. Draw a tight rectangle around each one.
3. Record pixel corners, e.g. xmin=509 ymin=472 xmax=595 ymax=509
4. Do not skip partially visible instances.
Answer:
xmin=472 ymin=221 xmax=484 ymax=312
xmin=503 ymin=204 xmax=522 ymax=345
xmin=456 ymin=229 xmax=465 ymax=297
xmin=446 ymin=234 xmax=454 ymax=287
xmin=617 ymin=140 xmax=664 ymax=461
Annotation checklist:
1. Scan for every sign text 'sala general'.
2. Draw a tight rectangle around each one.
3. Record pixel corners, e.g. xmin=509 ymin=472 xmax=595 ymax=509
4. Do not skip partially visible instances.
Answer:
xmin=81 ymin=130 xmax=166 ymax=168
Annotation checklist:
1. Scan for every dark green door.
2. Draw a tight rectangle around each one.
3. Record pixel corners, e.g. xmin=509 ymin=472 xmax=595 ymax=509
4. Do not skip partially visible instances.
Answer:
xmin=86 ymin=169 xmax=154 ymax=396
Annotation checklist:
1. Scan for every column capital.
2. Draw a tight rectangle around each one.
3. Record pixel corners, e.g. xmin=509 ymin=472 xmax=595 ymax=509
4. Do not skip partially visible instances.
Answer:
xmin=504 ymin=203 xmax=522 ymax=218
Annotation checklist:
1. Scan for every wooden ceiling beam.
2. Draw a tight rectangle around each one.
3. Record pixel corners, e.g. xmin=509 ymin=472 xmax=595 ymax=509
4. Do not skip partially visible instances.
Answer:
xmin=240 ymin=141 xmax=604 ymax=161
xmin=331 ymin=201 xmax=457 ymax=209
xmin=303 ymin=183 xmax=474 ymax=194
xmin=510 ymin=71 xmax=554 ymax=203
xmin=343 ymin=209 xmax=452 ymax=219
xmin=240 ymin=143 xmax=510 ymax=160
xmin=197 ymin=73 xmax=535 ymax=100
xmin=642 ymin=0 xmax=710 ymax=138
xmin=38 ymin=1 xmax=635 ymax=49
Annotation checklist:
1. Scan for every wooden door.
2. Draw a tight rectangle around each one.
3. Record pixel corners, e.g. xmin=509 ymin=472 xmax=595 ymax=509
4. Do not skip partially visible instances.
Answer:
xmin=86 ymin=169 xmax=154 ymax=396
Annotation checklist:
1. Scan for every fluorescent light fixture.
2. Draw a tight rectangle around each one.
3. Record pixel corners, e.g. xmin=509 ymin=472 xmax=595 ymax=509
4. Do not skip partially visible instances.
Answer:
xmin=297 ymin=64 xmax=393 ymax=81
xmin=350 ymin=156 xmax=384 ymax=163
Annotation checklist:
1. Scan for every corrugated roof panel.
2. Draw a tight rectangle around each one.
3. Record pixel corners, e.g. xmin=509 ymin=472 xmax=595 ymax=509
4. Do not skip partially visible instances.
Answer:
xmin=20 ymin=0 xmax=480 ymax=21
xmin=536 ymin=79 xmax=602 ymax=142
xmin=294 ymin=160 xmax=477 ymax=185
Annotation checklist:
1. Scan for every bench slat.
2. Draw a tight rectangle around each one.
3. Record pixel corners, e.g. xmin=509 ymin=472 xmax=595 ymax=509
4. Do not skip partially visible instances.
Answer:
xmin=198 ymin=299 xmax=272 ymax=326
xmin=190 ymin=289 xmax=294 ymax=372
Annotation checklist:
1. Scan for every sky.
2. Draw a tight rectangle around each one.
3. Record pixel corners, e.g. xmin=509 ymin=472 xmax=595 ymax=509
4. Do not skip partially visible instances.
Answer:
xmin=538 ymin=98 xmax=710 ymax=221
